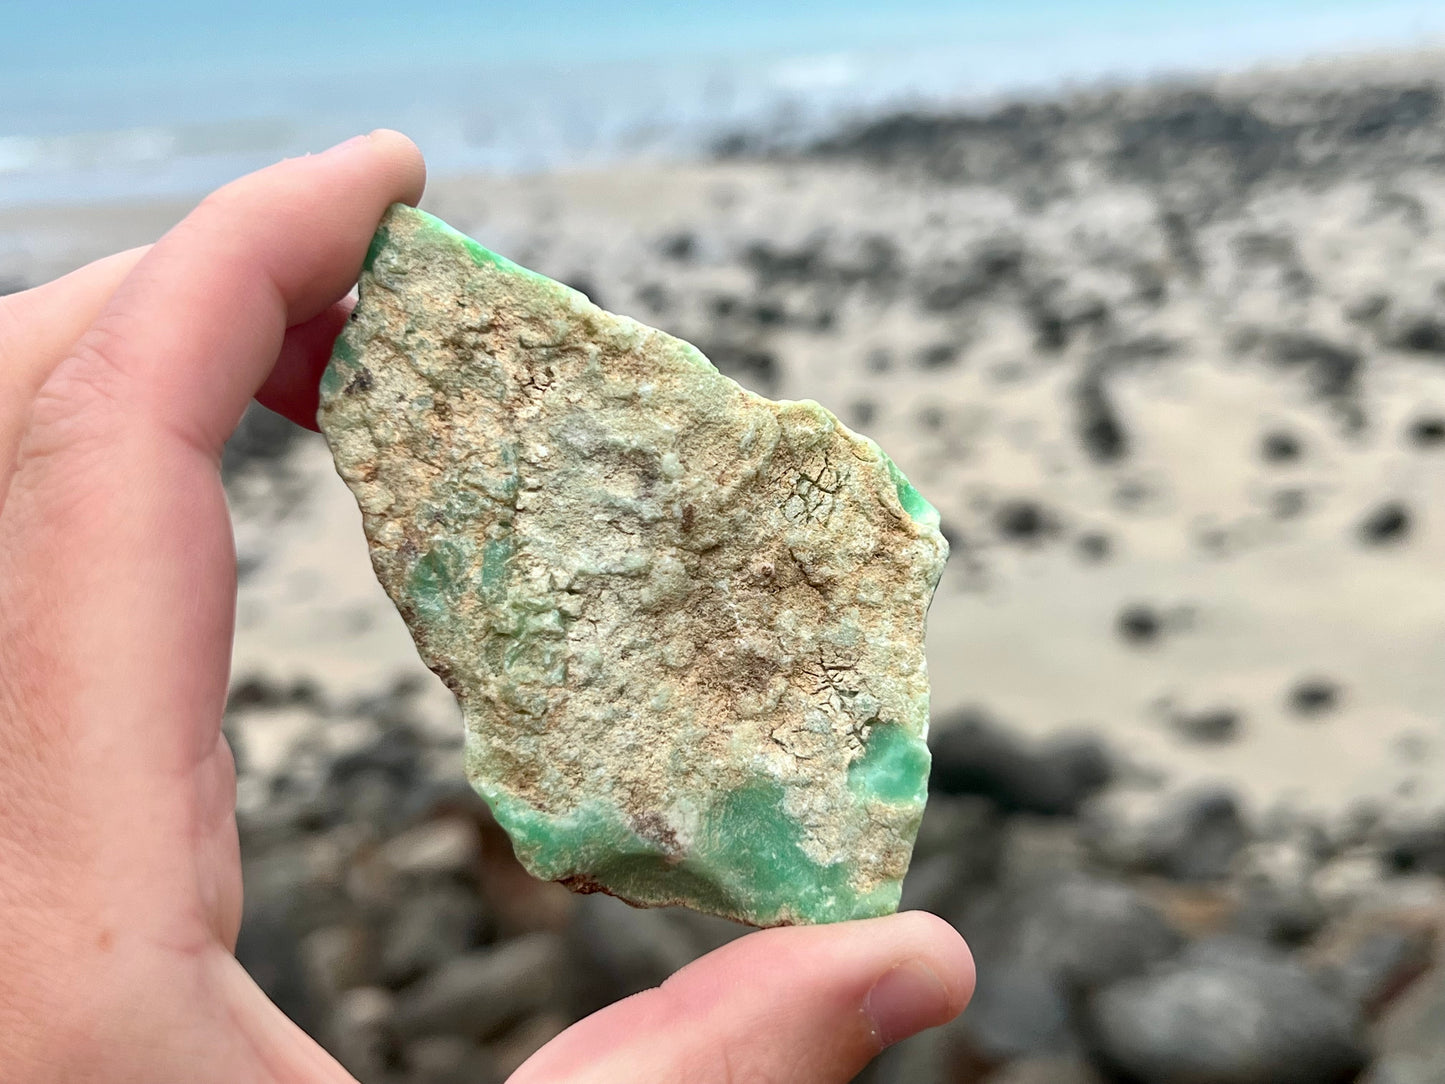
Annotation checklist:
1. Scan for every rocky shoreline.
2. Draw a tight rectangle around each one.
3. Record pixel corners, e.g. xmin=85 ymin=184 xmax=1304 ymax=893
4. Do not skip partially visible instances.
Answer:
xmin=224 ymin=669 xmax=1443 ymax=1083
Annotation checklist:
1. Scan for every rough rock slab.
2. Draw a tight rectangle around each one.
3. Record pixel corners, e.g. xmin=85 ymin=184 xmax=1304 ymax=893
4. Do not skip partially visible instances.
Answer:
xmin=318 ymin=204 xmax=948 ymax=926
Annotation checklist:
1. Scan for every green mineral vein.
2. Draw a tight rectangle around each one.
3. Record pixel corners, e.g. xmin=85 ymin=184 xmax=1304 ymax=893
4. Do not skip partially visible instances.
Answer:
xmin=318 ymin=203 xmax=949 ymax=926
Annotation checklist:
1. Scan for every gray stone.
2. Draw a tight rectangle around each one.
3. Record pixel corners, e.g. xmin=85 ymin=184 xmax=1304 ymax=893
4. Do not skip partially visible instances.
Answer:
xmin=404 ymin=1035 xmax=501 ymax=1084
xmin=899 ymin=796 xmax=1004 ymax=918
xmin=487 ymin=1012 xmax=571 ymax=1080
xmin=964 ymin=871 xmax=1183 ymax=988
xmin=929 ymin=710 xmax=1112 ymax=816
xmin=1230 ymin=837 xmax=1327 ymax=946
xmin=1310 ymin=915 xmax=1435 ymax=1018
xmin=379 ymin=884 xmax=488 ymax=987
xmin=1085 ymin=940 xmax=1368 ymax=1084
xmin=236 ymin=858 xmax=328 ymax=1035
xmin=1138 ymin=787 xmax=1249 ymax=882
xmin=391 ymin=933 xmax=563 ymax=1041
xmin=988 ymin=1054 xmax=1106 ymax=1084
xmin=964 ymin=963 xmax=1077 ymax=1060
xmin=564 ymin=894 xmax=706 ymax=1013
xmin=957 ymin=872 xmax=1182 ymax=1060
xmin=377 ymin=817 xmax=481 ymax=879
xmin=324 ymin=986 xmax=396 ymax=1082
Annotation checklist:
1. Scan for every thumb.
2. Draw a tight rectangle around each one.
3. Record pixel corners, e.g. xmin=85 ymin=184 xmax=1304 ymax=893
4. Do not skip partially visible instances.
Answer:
xmin=509 ymin=911 xmax=973 ymax=1084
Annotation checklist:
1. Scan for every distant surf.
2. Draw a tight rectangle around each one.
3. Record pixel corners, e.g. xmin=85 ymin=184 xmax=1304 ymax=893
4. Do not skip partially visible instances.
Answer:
xmin=2 ymin=0 xmax=1442 ymax=206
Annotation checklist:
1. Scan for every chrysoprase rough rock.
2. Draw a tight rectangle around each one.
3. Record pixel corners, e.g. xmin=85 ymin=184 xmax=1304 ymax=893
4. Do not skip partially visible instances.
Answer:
xmin=318 ymin=204 xmax=949 ymax=926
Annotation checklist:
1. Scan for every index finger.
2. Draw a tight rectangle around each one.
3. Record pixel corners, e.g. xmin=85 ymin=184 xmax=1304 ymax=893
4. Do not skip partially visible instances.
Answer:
xmin=31 ymin=130 xmax=425 ymax=459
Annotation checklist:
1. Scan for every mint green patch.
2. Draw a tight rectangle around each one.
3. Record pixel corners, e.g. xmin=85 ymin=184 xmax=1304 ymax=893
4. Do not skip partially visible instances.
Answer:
xmin=407 ymin=205 xmax=577 ymax=300
xmin=881 ymin=451 xmax=942 ymax=531
xmin=407 ymin=539 xmax=466 ymax=618
xmin=482 ymin=774 xmax=900 ymax=926
xmin=480 ymin=536 xmax=514 ymax=595
xmin=362 ymin=223 xmax=392 ymax=274
xmin=319 ymin=331 xmax=361 ymax=400
xmin=848 ymin=722 xmax=931 ymax=807
xmin=332 ymin=334 xmax=359 ymax=366
xmin=318 ymin=359 xmax=346 ymax=398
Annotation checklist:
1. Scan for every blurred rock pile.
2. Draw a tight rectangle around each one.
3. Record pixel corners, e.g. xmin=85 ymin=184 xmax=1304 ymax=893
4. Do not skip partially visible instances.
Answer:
xmin=867 ymin=710 xmax=1445 ymax=1084
xmin=227 ymin=673 xmax=1445 ymax=1084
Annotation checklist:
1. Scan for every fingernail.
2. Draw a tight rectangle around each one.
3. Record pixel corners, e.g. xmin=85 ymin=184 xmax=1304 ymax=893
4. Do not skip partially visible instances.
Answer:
xmin=865 ymin=959 xmax=953 ymax=1048
xmin=321 ymin=133 xmax=372 ymax=156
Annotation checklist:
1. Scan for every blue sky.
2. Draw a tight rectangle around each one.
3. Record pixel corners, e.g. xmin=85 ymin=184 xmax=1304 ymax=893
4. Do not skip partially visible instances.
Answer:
xmin=7 ymin=0 xmax=1443 ymax=78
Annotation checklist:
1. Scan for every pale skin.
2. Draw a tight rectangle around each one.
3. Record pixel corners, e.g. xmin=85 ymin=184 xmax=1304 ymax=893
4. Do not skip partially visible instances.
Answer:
xmin=0 ymin=131 xmax=974 ymax=1083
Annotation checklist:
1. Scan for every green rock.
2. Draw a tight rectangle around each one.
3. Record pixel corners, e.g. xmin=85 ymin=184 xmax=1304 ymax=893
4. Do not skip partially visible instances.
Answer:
xmin=318 ymin=204 xmax=949 ymax=926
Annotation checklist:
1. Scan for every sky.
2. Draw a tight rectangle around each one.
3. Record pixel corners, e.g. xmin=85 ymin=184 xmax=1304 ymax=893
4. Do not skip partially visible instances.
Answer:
xmin=5 ymin=0 xmax=1444 ymax=81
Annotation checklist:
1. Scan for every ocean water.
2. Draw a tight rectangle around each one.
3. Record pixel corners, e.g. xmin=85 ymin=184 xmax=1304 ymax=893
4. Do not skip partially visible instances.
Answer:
xmin=2 ymin=0 xmax=1443 ymax=206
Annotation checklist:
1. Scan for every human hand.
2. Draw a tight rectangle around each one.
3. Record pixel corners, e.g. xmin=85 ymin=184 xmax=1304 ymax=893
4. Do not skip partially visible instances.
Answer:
xmin=0 ymin=133 xmax=973 ymax=1083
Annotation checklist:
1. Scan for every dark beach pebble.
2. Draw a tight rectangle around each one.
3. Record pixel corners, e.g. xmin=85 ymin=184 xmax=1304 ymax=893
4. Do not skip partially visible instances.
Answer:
xmin=1366 ymin=958 xmax=1445 ymax=1084
xmin=743 ymin=238 xmax=824 ymax=284
xmin=749 ymin=298 xmax=787 ymax=326
xmin=1407 ymin=416 xmax=1445 ymax=447
xmin=1076 ymin=531 xmax=1113 ymax=562
xmin=222 ymin=402 xmax=303 ymax=478
xmin=1170 ymin=706 xmax=1242 ymax=744
xmin=918 ymin=341 xmax=962 ymax=369
xmin=1260 ymin=429 xmax=1303 ymax=462
xmin=995 ymin=499 xmax=1059 ymax=544
xmin=937 ymin=518 xmax=961 ymax=553
xmin=234 ymin=893 xmax=322 ymax=1035
xmin=1289 ymin=677 xmax=1342 ymax=717
xmin=634 ymin=282 xmax=669 ymax=314
xmin=900 ymin=799 xmax=1005 ymax=917
xmin=917 ymin=404 xmax=947 ymax=431
xmin=1384 ymin=819 xmax=1445 ymax=876
xmin=698 ymin=341 xmax=780 ymax=394
xmin=916 ymin=242 xmax=1024 ymax=312
xmin=658 ymin=230 xmax=696 ymax=261
xmin=226 ymin=674 xmax=324 ymax=713
xmin=929 ymin=709 xmax=1111 ymax=817
xmin=1117 ymin=604 xmax=1162 ymax=645
xmin=379 ymin=883 xmax=491 ymax=988
xmin=1076 ymin=373 xmax=1129 ymax=463
xmin=1387 ymin=314 xmax=1445 ymax=355
xmin=564 ymin=896 xmax=709 ymax=1013
xmin=1359 ymin=501 xmax=1412 ymax=545
xmin=1269 ymin=332 xmax=1361 ymax=400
